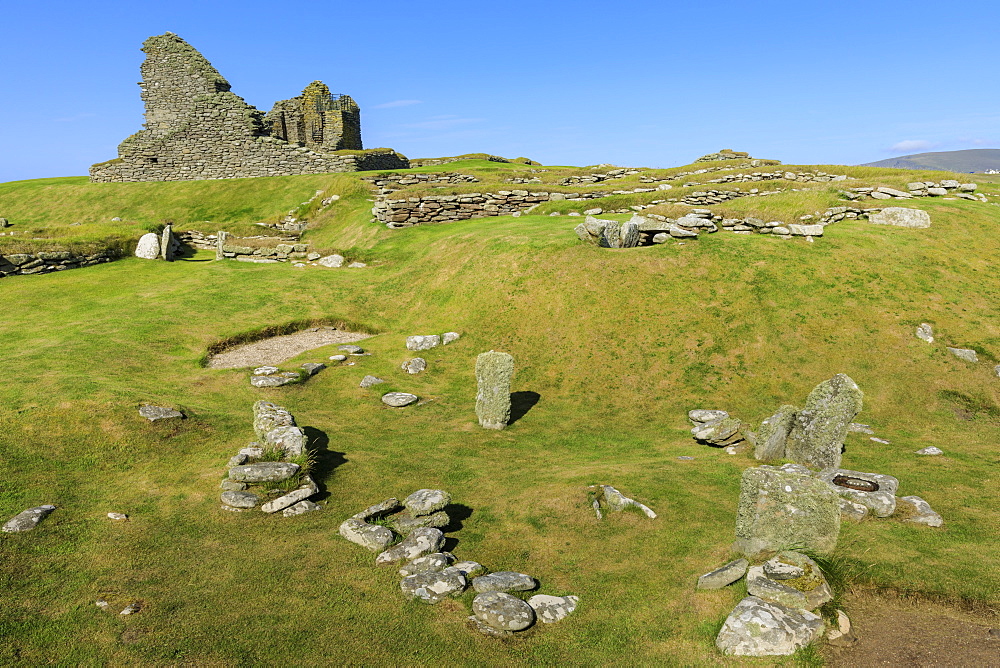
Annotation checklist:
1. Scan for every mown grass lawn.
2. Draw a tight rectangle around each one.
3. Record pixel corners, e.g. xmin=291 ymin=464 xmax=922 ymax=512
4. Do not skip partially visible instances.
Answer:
xmin=1 ymin=160 xmax=998 ymax=664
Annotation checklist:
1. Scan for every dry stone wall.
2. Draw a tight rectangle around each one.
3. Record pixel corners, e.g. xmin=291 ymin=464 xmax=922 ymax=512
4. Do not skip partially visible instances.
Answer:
xmin=0 ymin=249 xmax=118 ymax=278
xmin=362 ymin=172 xmax=479 ymax=193
xmin=372 ymin=190 xmax=609 ymax=228
xmin=90 ymin=33 xmax=407 ymax=183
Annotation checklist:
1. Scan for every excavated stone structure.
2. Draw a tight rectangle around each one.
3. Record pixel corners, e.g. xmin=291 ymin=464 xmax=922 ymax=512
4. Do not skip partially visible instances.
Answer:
xmin=90 ymin=33 xmax=406 ymax=182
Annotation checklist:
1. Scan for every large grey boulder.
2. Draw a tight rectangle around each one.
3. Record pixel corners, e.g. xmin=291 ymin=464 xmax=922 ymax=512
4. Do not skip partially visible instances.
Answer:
xmin=2 ymin=505 xmax=56 ymax=533
xmin=375 ymin=527 xmax=445 ymax=566
xmin=527 ymin=595 xmax=579 ymax=623
xmin=476 ymin=350 xmax=514 ymax=430
xmin=403 ymin=489 xmax=451 ymax=516
xmin=734 ymin=465 xmax=841 ymax=557
xmin=787 ymin=224 xmax=823 ymax=237
xmin=869 ymin=207 xmax=931 ymax=228
xmin=598 ymin=220 xmax=623 ymax=248
xmin=138 ymin=405 xmax=184 ymax=421
xmin=472 ymin=571 xmax=537 ymax=593
xmin=263 ymin=426 xmax=308 ymax=457
xmin=755 ymin=405 xmax=797 ymax=461
xmin=400 ymin=567 xmax=467 ymax=604
xmin=697 ymin=558 xmax=749 ymax=590
xmin=692 ymin=417 xmax=742 ymax=445
xmin=317 ymin=254 xmax=344 ymax=268
xmin=406 ymin=335 xmax=441 ymax=351
xmin=473 ymin=592 xmax=536 ymax=632
xmin=228 ymin=462 xmax=300 ymax=483
xmin=716 ymin=596 xmax=825 ymax=656
xmin=339 ymin=518 xmax=396 ymax=551
xmin=620 ymin=219 xmax=640 ymax=247
xmin=134 ymin=233 xmax=161 ymax=259
xmin=785 ymin=374 xmax=863 ymax=470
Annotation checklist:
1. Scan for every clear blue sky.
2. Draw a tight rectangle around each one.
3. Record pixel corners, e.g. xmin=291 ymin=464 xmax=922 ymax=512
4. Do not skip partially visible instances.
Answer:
xmin=2 ymin=0 xmax=998 ymax=182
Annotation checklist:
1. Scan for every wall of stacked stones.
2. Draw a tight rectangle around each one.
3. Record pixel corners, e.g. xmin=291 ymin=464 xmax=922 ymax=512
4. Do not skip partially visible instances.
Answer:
xmin=0 ymin=249 xmax=118 ymax=278
xmin=372 ymin=190 xmax=609 ymax=227
xmin=363 ymin=172 xmax=479 ymax=193
xmin=408 ymin=155 xmax=510 ymax=168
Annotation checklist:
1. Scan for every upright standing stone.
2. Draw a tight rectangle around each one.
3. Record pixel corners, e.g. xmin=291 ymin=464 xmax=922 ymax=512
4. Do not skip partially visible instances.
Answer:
xmin=216 ymin=230 xmax=227 ymax=261
xmin=135 ymin=233 xmax=161 ymax=260
xmin=785 ymin=374 xmax=863 ymax=470
xmin=160 ymin=224 xmax=174 ymax=261
xmin=734 ymin=465 xmax=841 ymax=557
xmin=754 ymin=405 xmax=797 ymax=462
xmin=475 ymin=351 xmax=514 ymax=430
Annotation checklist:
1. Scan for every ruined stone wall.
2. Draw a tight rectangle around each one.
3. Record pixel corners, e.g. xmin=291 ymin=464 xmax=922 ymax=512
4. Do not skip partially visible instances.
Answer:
xmin=372 ymin=190 xmax=608 ymax=228
xmin=90 ymin=33 xmax=404 ymax=183
xmin=0 ymin=250 xmax=118 ymax=277
xmin=265 ymin=82 xmax=362 ymax=151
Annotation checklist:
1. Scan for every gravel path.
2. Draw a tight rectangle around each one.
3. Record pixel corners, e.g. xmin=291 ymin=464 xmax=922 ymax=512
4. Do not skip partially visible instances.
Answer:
xmin=207 ymin=327 xmax=373 ymax=369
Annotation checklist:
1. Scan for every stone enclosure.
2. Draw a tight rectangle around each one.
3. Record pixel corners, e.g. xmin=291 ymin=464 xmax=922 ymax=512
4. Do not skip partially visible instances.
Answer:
xmin=90 ymin=33 xmax=407 ymax=183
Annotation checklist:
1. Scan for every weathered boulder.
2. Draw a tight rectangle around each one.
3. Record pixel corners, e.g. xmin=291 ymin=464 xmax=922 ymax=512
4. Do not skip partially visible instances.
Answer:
xmin=399 ymin=552 xmax=454 ymax=576
xmin=689 ymin=409 xmax=729 ymax=425
xmin=948 ymin=347 xmax=979 ymax=363
xmin=403 ymin=489 xmax=451 ymax=516
xmin=916 ymin=323 xmax=934 ymax=343
xmin=598 ymin=220 xmax=623 ymax=248
xmin=221 ymin=491 xmax=260 ymax=509
xmin=253 ymin=401 xmax=295 ymax=438
xmin=692 ymin=417 xmax=743 ymax=445
xmin=339 ymin=518 xmax=395 ymax=551
xmin=472 ymin=571 xmax=537 ymax=593
xmin=869 ymin=207 xmax=931 ymax=228
xmin=620 ymin=219 xmax=640 ymax=248
xmin=755 ymin=405 xmax=797 ymax=461
xmin=317 ymin=254 xmax=344 ymax=268
xmin=300 ymin=362 xmax=325 ymax=376
xmin=401 ymin=358 xmax=427 ymax=374
xmin=138 ymin=405 xmax=184 ymax=421
xmin=746 ymin=559 xmax=832 ymax=610
xmin=260 ymin=476 xmax=318 ymax=513
xmin=360 ymin=375 xmax=385 ymax=388
xmin=351 ymin=498 xmax=401 ymax=521
xmin=467 ymin=615 xmax=513 ymax=637
xmin=452 ymin=560 xmax=488 ymax=578
xmin=250 ymin=374 xmax=296 ymax=388
xmin=476 ymin=350 xmax=514 ymax=430
xmin=527 ymin=595 xmax=579 ymax=623
xmin=839 ymin=498 xmax=869 ymax=521
xmin=734 ymin=465 xmax=841 ymax=557
xmin=473 ymin=592 xmax=536 ymax=632
xmin=375 ymin=527 xmax=445 ymax=566
xmin=716 ymin=596 xmax=825 ymax=656
xmin=816 ymin=468 xmax=898 ymax=517
xmin=788 ymin=224 xmax=823 ymax=236
xmin=382 ymin=392 xmax=418 ymax=407
xmin=2 ymin=505 xmax=56 ymax=533
xmin=697 ymin=558 xmax=749 ymax=590
xmin=228 ymin=462 xmax=299 ymax=483
xmin=282 ymin=500 xmax=320 ymax=517
xmin=897 ymin=495 xmax=943 ymax=527
xmin=263 ymin=426 xmax=308 ymax=456
xmin=406 ymin=335 xmax=441 ymax=351
xmin=595 ymin=485 xmax=657 ymax=518
xmin=785 ymin=374 xmax=863 ymax=470
xmin=387 ymin=510 xmax=450 ymax=534
xmin=339 ymin=344 xmax=364 ymax=354
xmin=400 ymin=567 xmax=467 ymax=603
xmin=134 ymin=233 xmax=161 ymax=259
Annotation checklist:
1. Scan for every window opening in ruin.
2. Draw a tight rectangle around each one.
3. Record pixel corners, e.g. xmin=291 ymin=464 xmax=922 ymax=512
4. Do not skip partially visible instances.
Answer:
xmin=149 ymin=157 xmax=158 ymax=163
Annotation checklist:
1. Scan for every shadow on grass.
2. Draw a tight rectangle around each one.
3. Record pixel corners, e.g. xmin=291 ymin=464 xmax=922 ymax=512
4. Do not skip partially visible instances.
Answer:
xmin=509 ymin=391 xmax=540 ymax=425
xmin=304 ymin=426 xmax=347 ymax=500
xmin=441 ymin=504 xmax=473 ymax=552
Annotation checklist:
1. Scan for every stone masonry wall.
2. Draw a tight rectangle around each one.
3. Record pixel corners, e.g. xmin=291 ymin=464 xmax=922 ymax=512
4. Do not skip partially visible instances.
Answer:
xmin=372 ymin=190 xmax=609 ymax=228
xmin=90 ymin=33 xmax=406 ymax=183
xmin=0 ymin=249 xmax=118 ymax=278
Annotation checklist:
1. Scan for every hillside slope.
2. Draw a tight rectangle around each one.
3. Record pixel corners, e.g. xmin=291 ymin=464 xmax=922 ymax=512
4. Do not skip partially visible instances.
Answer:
xmin=862 ymin=148 xmax=1000 ymax=173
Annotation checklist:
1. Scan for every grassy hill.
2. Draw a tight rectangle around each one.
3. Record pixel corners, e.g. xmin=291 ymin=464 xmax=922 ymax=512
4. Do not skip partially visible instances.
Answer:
xmin=1 ymin=158 xmax=999 ymax=664
xmin=861 ymin=148 xmax=1000 ymax=173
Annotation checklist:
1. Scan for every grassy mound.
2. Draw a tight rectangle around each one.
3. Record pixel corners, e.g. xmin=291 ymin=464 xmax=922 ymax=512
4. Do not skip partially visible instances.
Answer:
xmin=1 ymin=157 xmax=998 ymax=664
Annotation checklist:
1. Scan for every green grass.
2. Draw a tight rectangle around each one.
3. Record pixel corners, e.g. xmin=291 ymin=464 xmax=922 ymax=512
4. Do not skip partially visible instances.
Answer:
xmin=1 ymin=158 xmax=999 ymax=664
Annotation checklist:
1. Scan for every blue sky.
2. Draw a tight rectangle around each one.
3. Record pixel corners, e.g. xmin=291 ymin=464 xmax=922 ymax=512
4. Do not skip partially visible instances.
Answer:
xmin=2 ymin=0 xmax=998 ymax=182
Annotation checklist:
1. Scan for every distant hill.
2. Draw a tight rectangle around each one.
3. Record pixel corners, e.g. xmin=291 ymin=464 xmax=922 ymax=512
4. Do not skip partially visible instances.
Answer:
xmin=861 ymin=148 xmax=1000 ymax=173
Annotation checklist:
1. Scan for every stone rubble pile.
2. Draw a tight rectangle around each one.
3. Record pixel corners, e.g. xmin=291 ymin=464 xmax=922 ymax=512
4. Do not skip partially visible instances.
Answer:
xmin=559 ymin=167 xmax=642 ymax=185
xmin=844 ymin=181 xmax=985 ymax=203
xmin=587 ymin=485 xmax=656 ymax=519
xmin=688 ymin=410 xmax=748 ymax=451
xmin=219 ymin=401 xmax=320 ymax=517
xmin=338 ymin=489 xmax=579 ymax=637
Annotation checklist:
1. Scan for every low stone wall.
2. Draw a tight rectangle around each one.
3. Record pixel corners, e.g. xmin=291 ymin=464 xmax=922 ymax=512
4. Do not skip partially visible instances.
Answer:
xmin=560 ymin=168 xmax=642 ymax=185
xmin=0 ymin=249 xmax=118 ymax=278
xmin=707 ymin=170 xmax=849 ymax=184
xmin=362 ymin=172 xmax=479 ymax=193
xmin=372 ymin=190 xmax=611 ymax=228
xmin=844 ymin=181 xmax=984 ymax=202
xmin=213 ymin=233 xmax=312 ymax=261
xmin=408 ymin=155 xmax=510 ymax=168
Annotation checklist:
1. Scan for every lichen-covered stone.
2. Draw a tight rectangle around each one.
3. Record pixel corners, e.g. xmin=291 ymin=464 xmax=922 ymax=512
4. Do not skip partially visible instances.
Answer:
xmin=221 ymin=491 xmax=259 ymax=509
xmin=401 ymin=358 xmax=427 ymax=374
xmin=339 ymin=518 xmax=396 ymax=551
xmin=452 ymin=561 xmax=488 ymax=578
xmin=697 ymin=558 xmax=749 ymax=590
xmin=387 ymin=510 xmax=450 ymax=534
xmin=786 ymin=374 xmax=863 ymax=470
xmin=138 ymin=405 xmax=184 ymax=421
xmin=816 ymin=468 xmax=898 ymax=517
xmin=716 ymin=596 xmax=825 ymax=656
xmin=868 ymin=207 xmax=931 ymax=228
xmin=2 ymin=505 xmax=56 ymax=533
xmin=351 ymin=498 xmax=401 ymax=521
xmin=692 ymin=417 xmax=742 ymax=444
xmin=897 ymin=495 xmax=944 ymax=527
xmin=252 ymin=401 xmax=295 ymax=438
xmin=260 ymin=476 xmax=318 ymax=513
xmin=134 ymin=233 xmax=161 ymax=259
xmin=688 ymin=409 xmax=729 ymax=424
xmin=734 ymin=465 xmax=841 ymax=557
xmin=282 ymin=500 xmax=320 ymax=517
xmin=382 ymin=392 xmax=418 ymax=407
xmin=948 ymin=347 xmax=979 ymax=363
xmin=527 ymin=595 xmax=579 ymax=623
xmin=375 ymin=527 xmax=445 ymax=566
xmin=475 ymin=350 xmax=514 ymax=430
xmin=472 ymin=571 xmax=537 ymax=593
xmin=472 ymin=592 xmax=536 ymax=632
xmin=406 ymin=335 xmax=441 ymax=351
xmin=400 ymin=567 xmax=466 ymax=604
xmin=263 ymin=425 xmax=308 ymax=457
xmin=754 ymin=405 xmax=797 ymax=461
xmin=403 ymin=489 xmax=451 ymax=516
xmin=746 ymin=560 xmax=832 ymax=610
xmin=228 ymin=462 xmax=299 ymax=483
xmin=399 ymin=552 xmax=454 ymax=576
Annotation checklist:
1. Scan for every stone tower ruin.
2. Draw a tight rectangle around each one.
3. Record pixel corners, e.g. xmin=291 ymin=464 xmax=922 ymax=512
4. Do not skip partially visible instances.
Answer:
xmin=90 ymin=33 xmax=406 ymax=183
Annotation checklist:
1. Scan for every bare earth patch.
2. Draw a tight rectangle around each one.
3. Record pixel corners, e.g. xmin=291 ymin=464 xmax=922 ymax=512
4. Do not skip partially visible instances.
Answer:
xmin=207 ymin=327 xmax=372 ymax=369
xmin=825 ymin=591 xmax=1000 ymax=667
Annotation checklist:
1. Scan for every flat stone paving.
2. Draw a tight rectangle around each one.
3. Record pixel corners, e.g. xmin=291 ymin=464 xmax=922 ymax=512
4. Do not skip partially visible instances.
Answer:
xmin=207 ymin=328 xmax=372 ymax=369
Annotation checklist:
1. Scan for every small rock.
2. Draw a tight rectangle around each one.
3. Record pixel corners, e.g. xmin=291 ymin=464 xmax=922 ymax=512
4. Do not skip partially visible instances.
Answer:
xmin=300 ymin=362 xmax=325 ymax=376
xmin=339 ymin=344 xmax=364 ymax=354
xmin=388 ymin=510 xmax=449 ymax=534
xmin=948 ymin=347 xmax=979 ymax=363
xmin=898 ymin=495 xmax=944 ymax=527
xmin=869 ymin=207 xmax=931 ymax=228
xmin=870 ymin=437 xmax=891 ymax=444
xmin=916 ymin=323 xmax=934 ymax=343
xmin=95 ymin=599 xmax=110 ymax=609
xmin=763 ymin=557 xmax=804 ymax=580
xmin=339 ymin=518 xmax=396 ymax=551
xmin=2 ymin=505 xmax=56 ymax=533
xmin=306 ymin=252 xmax=321 ymax=261
xmin=253 ymin=366 xmax=281 ymax=376
xmin=317 ymin=254 xmax=344 ymax=268
xmin=915 ymin=446 xmax=943 ymax=456
xmin=467 ymin=615 xmax=513 ymax=637
xmin=282 ymin=500 xmax=320 ymax=517
xmin=716 ymin=596 xmax=824 ymax=656
xmin=228 ymin=462 xmax=299 ymax=483
xmin=347 ymin=262 xmax=367 ymax=268
xmin=827 ymin=609 xmax=857 ymax=647
xmin=220 ymin=479 xmax=247 ymax=491
xmin=442 ymin=332 xmax=461 ymax=345
xmin=375 ymin=527 xmax=445 ymax=566
xmin=360 ymin=375 xmax=385 ymax=388
xmin=472 ymin=571 xmax=537 ymax=593
xmin=677 ymin=456 xmax=695 ymax=460
xmin=107 ymin=512 xmax=128 ymax=521
xmin=452 ymin=561 xmax=488 ymax=578
xmin=839 ymin=498 xmax=869 ymax=521
xmin=404 ymin=489 xmax=451 ymax=516
xmin=260 ymin=477 xmax=317 ymax=513
xmin=847 ymin=423 xmax=874 ymax=434
xmin=527 ymin=594 xmax=579 ymax=623
xmin=221 ymin=491 xmax=260 ymax=509
xmin=382 ymin=392 xmax=418 ymax=407
xmin=473 ymin=592 xmax=536 ymax=632
xmin=401 ymin=358 xmax=427 ymax=374
xmin=697 ymin=558 xmax=749 ymax=590
xmin=120 ymin=602 xmax=141 ymax=616
xmin=329 ymin=354 xmax=348 ymax=362
xmin=406 ymin=334 xmax=441 ymax=351
xmin=400 ymin=567 xmax=467 ymax=603
xmin=688 ymin=409 xmax=729 ymax=424
xmin=250 ymin=375 xmax=295 ymax=388
xmin=138 ymin=405 xmax=183 ymax=421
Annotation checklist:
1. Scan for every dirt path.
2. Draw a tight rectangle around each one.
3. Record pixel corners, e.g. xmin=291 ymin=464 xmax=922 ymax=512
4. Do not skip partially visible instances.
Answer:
xmin=206 ymin=328 xmax=373 ymax=368
xmin=824 ymin=591 xmax=1000 ymax=667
